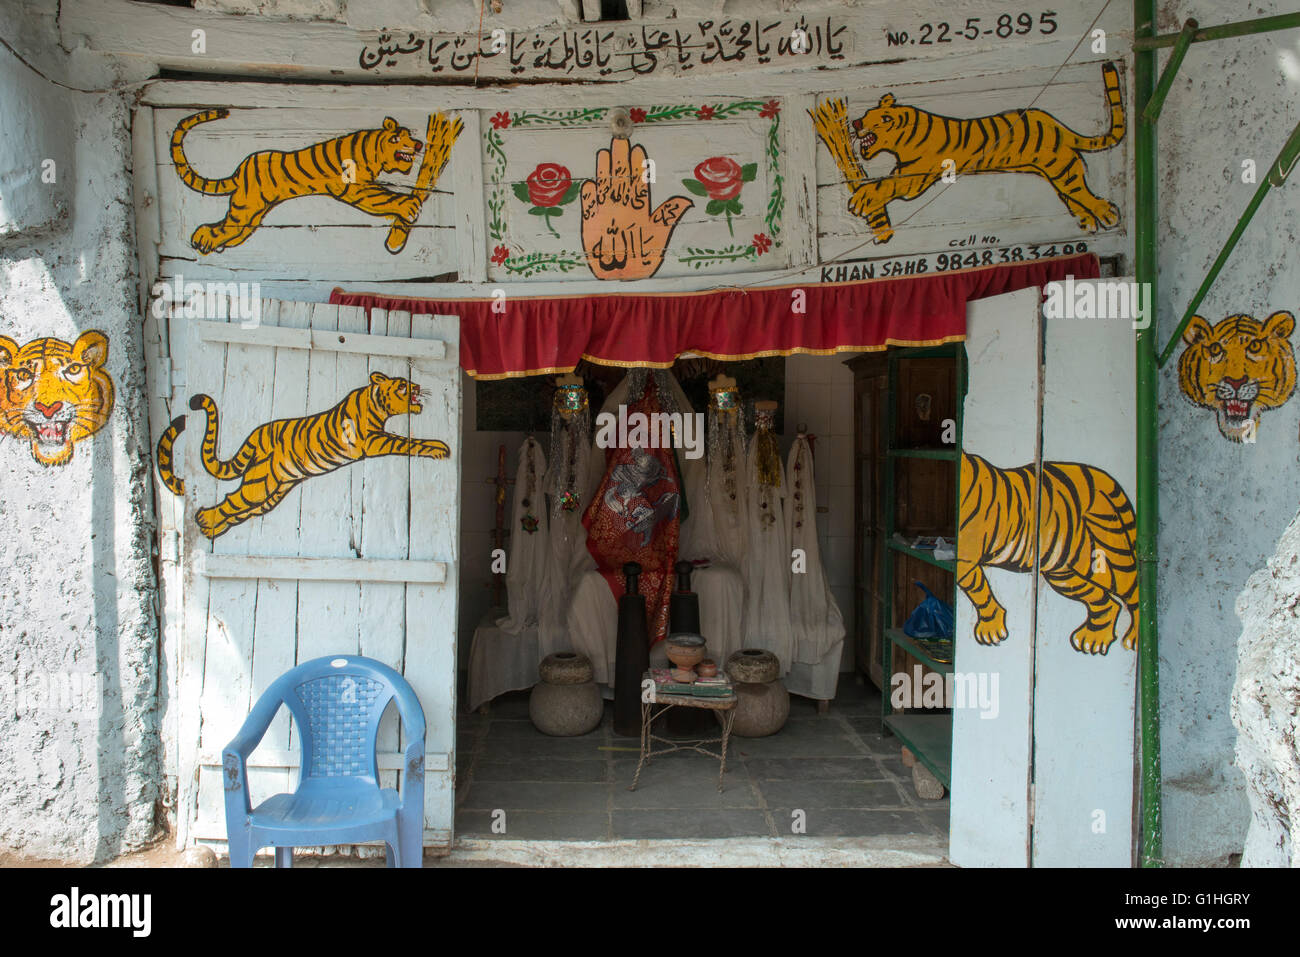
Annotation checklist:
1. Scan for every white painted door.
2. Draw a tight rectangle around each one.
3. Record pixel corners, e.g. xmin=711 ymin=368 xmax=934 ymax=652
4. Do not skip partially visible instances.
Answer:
xmin=949 ymin=281 xmax=1138 ymax=866
xmin=949 ymin=287 xmax=1040 ymax=868
xmin=1032 ymin=279 xmax=1137 ymax=866
xmin=161 ymin=298 xmax=460 ymax=853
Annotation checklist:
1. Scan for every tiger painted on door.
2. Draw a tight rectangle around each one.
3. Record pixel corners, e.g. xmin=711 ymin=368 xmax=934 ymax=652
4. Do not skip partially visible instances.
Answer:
xmin=814 ymin=62 xmax=1125 ymax=244
xmin=170 ymin=109 xmax=462 ymax=254
xmin=958 ymin=451 xmax=1138 ymax=656
xmin=155 ymin=371 xmax=449 ymax=539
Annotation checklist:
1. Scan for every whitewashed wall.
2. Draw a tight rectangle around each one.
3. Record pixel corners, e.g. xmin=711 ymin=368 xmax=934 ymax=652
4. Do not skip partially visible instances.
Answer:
xmin=0 ymin=42 xmax=158 ymax=863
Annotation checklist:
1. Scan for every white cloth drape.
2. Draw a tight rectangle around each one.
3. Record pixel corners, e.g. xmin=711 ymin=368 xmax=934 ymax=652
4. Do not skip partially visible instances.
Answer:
xmin=786 ymin=436 xmax=846 ymax=665
xmin=497 ymin=437 xmax=549 ymax=635
xmin=741 ymin=434 xmax=794 ymax=674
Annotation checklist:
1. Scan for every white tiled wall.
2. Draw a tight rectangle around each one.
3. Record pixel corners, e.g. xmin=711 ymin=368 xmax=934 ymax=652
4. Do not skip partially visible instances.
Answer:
xmin=782 ymin=353 xmax=860 ymax=672
xmin=456 ymin=372 xmax=525 ymax=667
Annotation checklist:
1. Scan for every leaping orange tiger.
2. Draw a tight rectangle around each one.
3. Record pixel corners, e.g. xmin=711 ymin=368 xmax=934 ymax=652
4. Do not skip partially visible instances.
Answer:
xmin=170 ymin=109 xmax=462 ymax=254
xmin=155 ymin=371 xmax=449 ymax=539
xmin=958 ymin=451 xmax=1138 ymax=655
xmin=811 ymin=62 xmax=1125 ymax=244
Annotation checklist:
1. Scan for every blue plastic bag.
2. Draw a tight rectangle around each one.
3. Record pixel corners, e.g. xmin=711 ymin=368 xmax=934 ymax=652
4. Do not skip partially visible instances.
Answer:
xmin=902 ymin=582 xmax=954 ymax=640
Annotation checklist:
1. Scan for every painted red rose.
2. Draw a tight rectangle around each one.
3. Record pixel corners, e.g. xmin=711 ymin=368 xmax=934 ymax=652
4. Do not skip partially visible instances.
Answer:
xmin=693 ymin=157 xmax=744 ymax=201
xmin=759 ymin=99 xmax=780 ymax=119
xmin=752 ymin=233 xmax=772 ymax=255
xmin=526 ymin=163 xmax=573 ymax=207
xmin=490 ymin=111 xmax=511 ymax=130
xmin=630 ymin=107 xmax=648 ymax=123
xmin=696 ymin=105 xmax=716 ymax=120
xmin=491 ymin=245 xmax=510 ymax=265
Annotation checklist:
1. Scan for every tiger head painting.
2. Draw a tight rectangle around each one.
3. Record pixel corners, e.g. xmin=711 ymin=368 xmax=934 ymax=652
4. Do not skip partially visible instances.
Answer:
xmin=1177 ymin=311 xmax=1296 ymax=443
xmin=0 ymin=331 xmax=114 ymax=466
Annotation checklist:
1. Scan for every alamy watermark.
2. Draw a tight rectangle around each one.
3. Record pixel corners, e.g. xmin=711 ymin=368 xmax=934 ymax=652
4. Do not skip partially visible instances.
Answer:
xmin=150 ymin=275 xmax=261 ymax=328
xmin=890 ymin=665 xmax=999 ymax=720
xmin=0 ymin=671 xmax=103 ymax=719
xmin=594 ymin=405 xmax=705 ymax=460
xmin=1043 ymin=274 xmax=1151 ymax=329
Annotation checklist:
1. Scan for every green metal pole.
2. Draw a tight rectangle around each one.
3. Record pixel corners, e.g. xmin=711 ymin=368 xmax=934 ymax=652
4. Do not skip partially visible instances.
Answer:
xmin=1134 ymin=0 xmax=1162 ymax=868
xmin=1141 ymin=19 xmax=1198 ymax=124
xmin=1132 ymin=11 xmax=1300 ymax=50
xmin=1157 ymin=116 xmax=1300 ymax=366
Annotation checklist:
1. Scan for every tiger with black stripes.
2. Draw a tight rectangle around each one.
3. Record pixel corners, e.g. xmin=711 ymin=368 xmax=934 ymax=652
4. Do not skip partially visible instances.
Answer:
xmin=958 ymin=451 xmax=1138 ymax=656
xmin=814 ymin=62 xmax=1125 ymax=244
xmin=170 ymin=109 xmax=460 ymax=254
xmin=155 ymin=371 xmax=449 ymax=539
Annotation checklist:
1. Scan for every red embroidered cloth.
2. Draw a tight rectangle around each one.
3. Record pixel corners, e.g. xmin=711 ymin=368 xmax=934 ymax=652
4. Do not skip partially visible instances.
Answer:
xmin=330 ymin=253 xmax=1098 ymax=378
xmin=582 ymin=379 xmax=680 ymax=645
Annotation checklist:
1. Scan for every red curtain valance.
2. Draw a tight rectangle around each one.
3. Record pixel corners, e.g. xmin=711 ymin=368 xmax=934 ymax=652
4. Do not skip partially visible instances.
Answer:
xmin=331 ymin=253 xmax=1098 ymax=379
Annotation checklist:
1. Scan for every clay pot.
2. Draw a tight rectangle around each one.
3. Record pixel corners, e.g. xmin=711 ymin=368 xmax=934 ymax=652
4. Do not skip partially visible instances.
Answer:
xmin=670 ymin=668 xmax=698 ymax=683
xmin=722 ymin=649 xmax=789 ymax=737
xmin=665 ymin=633 xmax=707 ymax=670
xmin=728 ymin=680 xmax=791 ymax=737
xmin=697 ymin=659 xmax=718 ymax=678
xmin=530 ymin=652 xmax=602 ymax=736
xmin=539 ymin=651 xmax=593 ymax=685
xmin=726 ymin=648 xmax=780 ymax=684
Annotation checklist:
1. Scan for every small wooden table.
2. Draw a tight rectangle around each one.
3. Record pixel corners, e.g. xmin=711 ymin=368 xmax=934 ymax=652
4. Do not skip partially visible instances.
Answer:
xmin=629 ymin=676 xmax=738 ymax=793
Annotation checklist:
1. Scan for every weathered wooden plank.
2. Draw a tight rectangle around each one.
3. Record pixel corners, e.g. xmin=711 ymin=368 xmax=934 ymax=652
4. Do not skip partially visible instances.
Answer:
xmin=948 ymin=286 xmax=1041 ymax=868
xmin=813 ymin=63 xmax=1129 ymax=263
xmin=359 ymin=308 xmax=413 ymax=791
xmin=403 ymin=313 xmax=460 ymax=839
xmin=293 ymin=302 xmax=361 ymax=675
xmin=199 ymin=553 xmax=446 ymax=584
xmin=72 ymin=0 xmax=1125 ymax=86
xmin=782 ymin=92 xmax=819 ymax=270
xmin=1032 ymin=278 xmax=1138 ymax=867
xmin=151 ymin=105 xmax=462 ymax=280
xmin=197 ymin=303 xmax=279 ymax=753
xmin=192 ymin=318 xmax=447 ymax=359
xmin=451 ymin=111 xmax=487 ymax=284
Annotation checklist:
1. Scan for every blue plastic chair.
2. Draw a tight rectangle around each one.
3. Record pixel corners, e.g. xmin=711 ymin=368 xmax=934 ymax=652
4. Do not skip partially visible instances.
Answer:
xmin=222 ymin=655 xmax=427 ymax=868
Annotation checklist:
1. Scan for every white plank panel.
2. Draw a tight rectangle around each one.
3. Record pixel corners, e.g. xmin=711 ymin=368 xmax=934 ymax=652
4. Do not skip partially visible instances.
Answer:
xmin=152 ymin=107 xmax=461 ymax=281
xmin=949 ymin=286 xmax=1040 ymax=868
xmin=361 ymin=307 xmax=414 ymax=791
xmin=199 ymin=554 xmax=445 ymax=583
xmin=293 ymin=302 xmax=361 ymax=676
xmin=1032 ymin=278 xmax=1138 ymax=867
xmin=814 ymin=62 xmax=1129 ymax=263
xmin=194 ymin=319 xmax=447 ymax=359
xmin=198 ymin=305 xmax=279 ymax=752
xmin=404 ymin=313 xmax=460 ymax=840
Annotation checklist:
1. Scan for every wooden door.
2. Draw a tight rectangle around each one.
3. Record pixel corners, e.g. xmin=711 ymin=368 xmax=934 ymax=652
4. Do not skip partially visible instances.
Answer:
xmin=949 ymin=287 xmax=1040 ymax=868
xmin=159 ymin=298 xmax=461 ymax=853
xmin=1031 ymin=278 xmax=1137 ymax=866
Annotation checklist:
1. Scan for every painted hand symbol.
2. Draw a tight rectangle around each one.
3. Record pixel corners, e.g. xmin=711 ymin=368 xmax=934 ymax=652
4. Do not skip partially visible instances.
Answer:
xmin=580 ymin=137 xmax=693 ymax=280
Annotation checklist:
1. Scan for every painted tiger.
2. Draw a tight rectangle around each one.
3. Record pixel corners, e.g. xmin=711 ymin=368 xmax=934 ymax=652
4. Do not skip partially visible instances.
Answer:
xmin=958 ymin=451 xmax=1138 ymax=656
xmin=170 ymin=110 xmax=460 ymax=254
xmin=1177 ymin=311 xmax=1296 ymax=443
xmin=0 ymin=331 xmax=114 ymax=467
xmin=834 ymin=62 xmax=1125 ymax=244
xmin=155 ymin=371 xmax=449 ymax=539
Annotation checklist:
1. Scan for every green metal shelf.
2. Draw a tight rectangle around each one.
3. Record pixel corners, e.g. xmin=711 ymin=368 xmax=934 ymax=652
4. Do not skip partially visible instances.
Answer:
xmin=887 ymin=447 xmax=959 ymax=461
xmin=883 ymin=713 xmax=953 ymax=788
xmin=884 ymin=628 xmax=954 ymax=676
xmin=887 ymin=538 xmax=956 ymax=573
xmin=880 ymin=344 xmax=966 ymax=793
